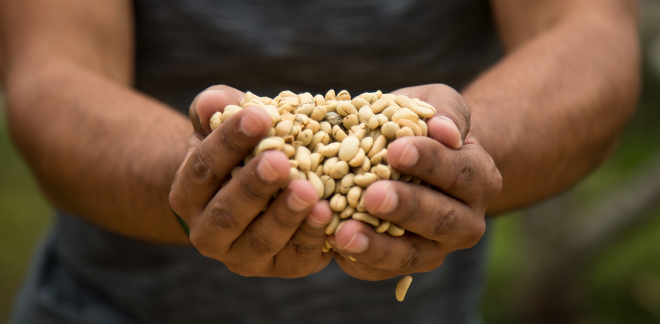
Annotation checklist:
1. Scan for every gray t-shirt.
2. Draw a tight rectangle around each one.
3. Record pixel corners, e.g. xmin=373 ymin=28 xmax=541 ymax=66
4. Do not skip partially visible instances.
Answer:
xmin=11 ymin=1 xmax=501 ymax=323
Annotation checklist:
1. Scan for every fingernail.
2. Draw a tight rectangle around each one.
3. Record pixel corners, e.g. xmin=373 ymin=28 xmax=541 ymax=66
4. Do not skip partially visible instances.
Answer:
xmin=194 ymin=93 xmax=205 ymax=123
xmin=257 ymin=154 xmax=284 ymax=183
xmin=306 ymin=215 xmax=326 ymax=229
xmin=196 ymin=89 xmax=223 ymax=115
xmin=239 ymin=108 xmax=267 ymax=137
xmin=306 ymin=202 xmax=331 ymax=229
xmin=396 ymin=142 xmax=419 ymax=168
xmin=437 ymin=116 xmax=463 ymax=149
xmin=288 ymin=191 xmax=312 ymax=213
xmin=195 ymin=90 xmax=211 ymax=126
xmin=375 ymin=187 xmax=398 ymax=214
xmin=342 ymin=232 xmax=369 ymax=254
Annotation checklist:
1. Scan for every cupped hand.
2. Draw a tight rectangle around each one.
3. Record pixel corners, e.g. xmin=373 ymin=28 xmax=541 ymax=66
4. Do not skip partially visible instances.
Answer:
xmin=328 ymin=84 xmax=502 ymax=280
xmin=169 ymin=85 xmax=334 ymax=278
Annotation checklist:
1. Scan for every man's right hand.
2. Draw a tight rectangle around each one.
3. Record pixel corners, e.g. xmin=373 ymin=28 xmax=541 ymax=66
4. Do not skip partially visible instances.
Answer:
xmin=169 ymin=86 xmax=334 ymax=278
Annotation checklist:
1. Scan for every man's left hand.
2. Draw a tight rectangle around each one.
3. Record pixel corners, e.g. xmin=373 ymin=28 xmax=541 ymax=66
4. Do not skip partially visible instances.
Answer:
xmin=327 ymin=84 xmax=502 ymax=280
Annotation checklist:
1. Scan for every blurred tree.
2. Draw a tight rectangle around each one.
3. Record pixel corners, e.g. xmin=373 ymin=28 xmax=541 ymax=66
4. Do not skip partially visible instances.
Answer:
xmin=512 ymin=154 xmax=660 ymax=322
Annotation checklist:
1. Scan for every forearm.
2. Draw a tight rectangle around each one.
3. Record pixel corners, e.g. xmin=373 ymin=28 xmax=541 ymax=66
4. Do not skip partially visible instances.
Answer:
xmin=5 ymin=58 xmax=192 ymax=244
xmin=465 ymin=10 xmax=640 ymax=213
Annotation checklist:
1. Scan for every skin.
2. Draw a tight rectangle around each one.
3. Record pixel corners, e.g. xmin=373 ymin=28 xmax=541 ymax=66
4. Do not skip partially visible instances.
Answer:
xmin=1 ymin=0 xmax=639 ymax=280
xmin=170 ymin=86 xmax=335 ymax=277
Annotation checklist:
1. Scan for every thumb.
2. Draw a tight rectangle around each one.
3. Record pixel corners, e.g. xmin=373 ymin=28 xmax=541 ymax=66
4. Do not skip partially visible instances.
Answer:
xmin=427 ymin=115 xmax=466 ymax=150
xmin=189 ymin=85 xmax=245 ymax=135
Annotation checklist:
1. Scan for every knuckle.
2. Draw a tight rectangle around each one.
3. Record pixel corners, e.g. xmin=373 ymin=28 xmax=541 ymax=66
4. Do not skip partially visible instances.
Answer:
xmin=191 ymin=149 xmax=222 ymax=184
xmin=189 ymin=230 xmax=213 ymax=259
xmin=290 ymin=240 xmax=320 ymax=256
xmin=431 ymin=206 xmax=458 ymax=239
xmin=421 ymin=147 xmax=442 ymax=177
xmin=248 ymin=232 xmax=277 ymax=255
xmin=400 ymin=244 xmax=422 ymax=272
xmin=220 ymin=127 xmax=249 ymax=157
xmin=271 ymin=208 xmax=304 ymax=231
xmin=450 ymin=151 xmax=473 ymax=191
xmin=238 ymin=175 xmax=269 ymax=202
xmin=396 ymin=188 xmax=421 ymax=226
xmin=487 ymin=167 xmax=503 ymax=200
xmin=207 ymin=202 xmax=239 ymax=232
xmin=226 ymin=263 xmax=259 ymax=277
xmin=168 ymin=186 xmax=183 ymax=214
xmin=463 ymin=220 xmax=486 ymax=248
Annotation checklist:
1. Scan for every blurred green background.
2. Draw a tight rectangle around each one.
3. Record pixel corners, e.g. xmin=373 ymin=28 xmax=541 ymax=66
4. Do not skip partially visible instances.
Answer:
xmin=1 ymin=3 xmax=660 ymax=324
xmin=0 ymin=91 xmax=52 ymax=320
xmin=482 ymin=2 xmax=660 ymax=322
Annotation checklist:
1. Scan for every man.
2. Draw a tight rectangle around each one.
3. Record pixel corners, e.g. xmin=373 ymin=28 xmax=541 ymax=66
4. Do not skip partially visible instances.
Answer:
xmin=1 ymin=0 xmax=639 ymax=323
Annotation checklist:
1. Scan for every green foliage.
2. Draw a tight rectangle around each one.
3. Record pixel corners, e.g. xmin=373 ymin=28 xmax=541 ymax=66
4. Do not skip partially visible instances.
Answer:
xmin=0 ymin=102 xmax=52 ymax=322
xmin=588 ymin=210 xmax=660 ymax=324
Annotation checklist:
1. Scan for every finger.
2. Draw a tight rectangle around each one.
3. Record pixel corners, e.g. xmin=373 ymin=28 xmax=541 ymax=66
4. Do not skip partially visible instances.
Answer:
xmin=363 ymin=181 xmax=486 ymax=246
xmin=190 ymin=150 xmax=291 ymax=257
xmin=427 ymin=115 xmax=464 ymax=150
xmin=274 ymin=200 xmax=335 ymax=277
xmin=303 ymin=200 xmax=334 ymax=230
xmin=328 ymin=220 xmax=444 ymax=276
xmin=169 ymin=106 xmax=273 ymax=218
xmin=229 ymin=179 xmax=320 ymax=269
xmin=330 ymin=246 xmax=406 ymax=281
xmin=386 ymin=136 xmax=501 ymax=206
xmin=332 ymin=256 xmax=410 ymax=281
xmin=394 ymin=83 xmax=470 ymax=149
xmin=189 ymin=85 xmax=245 ymax=135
